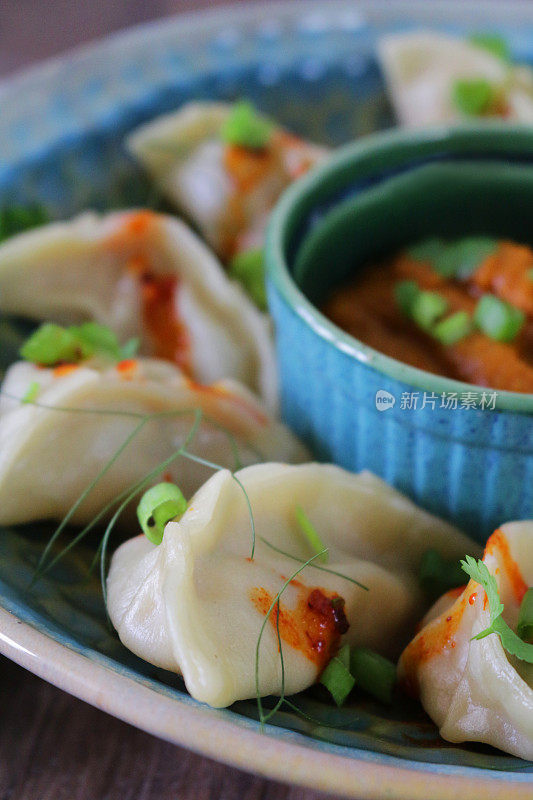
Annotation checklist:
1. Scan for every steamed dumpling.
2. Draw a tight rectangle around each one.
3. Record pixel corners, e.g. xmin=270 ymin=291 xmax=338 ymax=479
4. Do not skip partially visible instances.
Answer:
xmin=0 ymin=358 xmax=307 ymax=526
xmin=0 ymin=210 xmax=277 ymax=409
xmin=377 ymin=32 xmax=533 ymax=127
xmin=107 ymin=463 xmax=477 ymax=707
xmin=398 ymin=523 xmax=533 ymax=760
xmin=127 ymin=102 xmax=328 ymax=260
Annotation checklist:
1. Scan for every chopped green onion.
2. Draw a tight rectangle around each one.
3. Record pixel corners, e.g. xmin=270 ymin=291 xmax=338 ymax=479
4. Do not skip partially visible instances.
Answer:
xmin=437 ymin=237 xmax=498 ymax=279
xmin=349 ymin=647 xmax=396 ymax=704
xmin=19 ymin=322 xmax=138 ymax=367
xmin=20 ymin=323 xmax=93 ymax=366
xmin=70 ymin=322 xmax=121 ymax=361
xmin=432 ymin=311 xmax=473 ymax=346
xmin=419 ymin=549 xmax=467 ymax=600
xmin=0 ymin=205 xmax=49 ymax=243
xmin=21 ymin=381 xmax=40 ymax=404
xmin=320 ymin=644 xmax=355 ymax=707
xmin=410 ymin=290 xmax=449 ymax=331
xmin=409 ymin=237 xmax=498 ymax=279
xmin=452 ymin=78 xmax=499 ymax=116
xmin=394 ymin=280 xmax=420 ymax=316
xmin=517 ymin=588 xmax=533 ymax=643
xmin=407 ymin=238 xmax=443 ymax=264
xmin=295 ymin=505 xmax=328 ymax=563
xmin=474 ymin=294 xmax=525 ymax=342
xmin=469 ymin=33 xmax=510 ymax=62
xmin=137 ymin=482 xmax=187 ymax=545
xmin=220 ymin=101 xmax=273 ymax=150
xmin=228 ymin=248 xmax=267 ymax=311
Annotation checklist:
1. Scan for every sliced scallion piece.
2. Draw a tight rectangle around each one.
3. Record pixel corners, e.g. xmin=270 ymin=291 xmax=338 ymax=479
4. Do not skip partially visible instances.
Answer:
xmin=419 ymin=549 xmax=467 ymax=600
xmin=349 ymin=647 xmax=396 ymax=704
xmin=517 ymin=588 xmax=533 ymax=643
xmin=452 ymin=78 xmax=499 ymax=116
xmin=474 ymin=295 xmax=525 ymax=342
xmin=137 ymin=482 xmax=187 ymax=545
xmin=394 ymin=280 xmax=420 ymax=316
xmin=295 ymin=505 xmax=328 ymax=563
xmin=436 ymin=237 xmax=498 ymax=279
xmin=410 ymin=290 xmax=449 ymax=331
xmin=432 ymin=311 xmax=473 ymax=346
xmin=20 ymin=323 xmax=93 ymax=366
xmin=407 ymin=238 xmax=443 ymax=264
xmin=320 ymin=644 xmax=355 ymax=707
xmin=469 ymin=33 xmax=510 ymax=62
xmin=0 ymin=205 xmax=49 ymax=243
xmin=228 ymin=248 xmax=267 ymax=310
xmin=220 ymin=101 xmax=273 ymax=150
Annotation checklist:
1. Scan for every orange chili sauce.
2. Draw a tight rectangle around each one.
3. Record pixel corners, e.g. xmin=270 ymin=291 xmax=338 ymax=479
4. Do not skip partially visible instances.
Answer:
xmin=322 ymin=241 xmax=533 ymax=393
xmin=250 ymin=585 xmax=348 ymax=670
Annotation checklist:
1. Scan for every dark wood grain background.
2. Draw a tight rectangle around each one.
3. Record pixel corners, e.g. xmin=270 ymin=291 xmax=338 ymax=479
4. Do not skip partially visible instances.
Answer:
xmin=0 ymin=1 xmax=341 ymax=798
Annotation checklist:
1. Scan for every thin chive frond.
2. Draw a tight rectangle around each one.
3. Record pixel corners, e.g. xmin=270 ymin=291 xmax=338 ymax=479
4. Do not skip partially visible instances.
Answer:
xmin=255 ymin=550 xmax=327 ymax=728
xmin=259 ymin=536 xmax=368 ymax=591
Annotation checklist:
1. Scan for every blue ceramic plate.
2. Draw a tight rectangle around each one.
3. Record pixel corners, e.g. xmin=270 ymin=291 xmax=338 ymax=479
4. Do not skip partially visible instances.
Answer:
xmin=0 ymin=3 xmax=532 ymax=798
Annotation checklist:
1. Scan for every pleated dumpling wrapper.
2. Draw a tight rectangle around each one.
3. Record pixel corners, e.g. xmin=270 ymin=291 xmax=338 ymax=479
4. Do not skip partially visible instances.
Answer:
xmin=398 ymin=523 xmax=533 ymax=760
xmin=0 ymin=358 xmax=307 ymax=527
xmin=377 ymin=32 xmax=533 ymax=128
xmin=127 ymin=102 xmax=328 ymax=260
xmin=0 ymin=209 xmax=277 ymax=410
xmin=107 ymin=463 xmax=478 ymax=708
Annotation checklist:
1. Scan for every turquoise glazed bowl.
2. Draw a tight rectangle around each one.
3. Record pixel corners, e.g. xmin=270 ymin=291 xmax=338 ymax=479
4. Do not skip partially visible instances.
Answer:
xmin=266 ymin=125 xmax=533 ymax=544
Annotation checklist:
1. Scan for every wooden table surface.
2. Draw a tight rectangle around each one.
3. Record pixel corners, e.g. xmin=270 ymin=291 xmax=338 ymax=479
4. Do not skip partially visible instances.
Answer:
xmin=0 ymin=2 xmax=343 ymax=798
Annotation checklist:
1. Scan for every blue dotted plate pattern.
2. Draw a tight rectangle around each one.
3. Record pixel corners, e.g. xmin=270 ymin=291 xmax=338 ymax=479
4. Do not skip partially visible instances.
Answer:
xmin=0 ymin=1 xmax=532 ymax=793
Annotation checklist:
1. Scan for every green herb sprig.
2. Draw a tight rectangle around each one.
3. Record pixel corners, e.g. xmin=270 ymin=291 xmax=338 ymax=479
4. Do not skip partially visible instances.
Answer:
xmin=461 ymin=555 xmax=533 ymax=663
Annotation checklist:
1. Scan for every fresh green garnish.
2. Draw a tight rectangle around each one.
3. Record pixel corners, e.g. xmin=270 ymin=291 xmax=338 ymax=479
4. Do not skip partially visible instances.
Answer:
xmin=469 ymin=33 xmax=510 ymax=62
xmin=517 ymin=588 xmax=533 ymax=643
xmin=320 ymin=644 xmax=355 ymax=707
xmin=19 ymin=322 xmax=139 ymax=366
xmin=229 ymin=248 xmax=267 ymax=310
xmin=407 ymin=238 xmax=443 ymax=264
xmin=409 ymin=237 xmax=498 ymax=279
xmin=474 ymin=295 xmax=525 ymax=342
xmin=433 ymin=311 xmax=473 ymax=346
xmin=137 ymin=482 xmax=187 ymax=545
xmin=394 ymin=280 xmax=420 ymax=316
xmin=21 ymin=381 xmax=40 ymax=404
xmin=411 ymin=290 xmax=449 ymax=331
xmin=220 ymin=101 xmax=273 ymax=150
xmin=451 ymin=78 xmax=500 ymax=116
xmin=461 ymin=556 xmax=533 ymax=663
xmin=419 ymin=549 xmax=467 ymax=600
xmin=0 ymin=205 xmax=49 ymax=243
xmin=295 ymin=505 xmax=328 ymax=563
xmin=349 ymin=647 xmax=396 ymax=704
xmin=20 ymin=323 xmax=93 ymax=366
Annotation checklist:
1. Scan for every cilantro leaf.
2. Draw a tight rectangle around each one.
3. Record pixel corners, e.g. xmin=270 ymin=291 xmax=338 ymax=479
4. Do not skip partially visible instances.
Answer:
xmin=461 ymin=555 xmax=533 ymax=663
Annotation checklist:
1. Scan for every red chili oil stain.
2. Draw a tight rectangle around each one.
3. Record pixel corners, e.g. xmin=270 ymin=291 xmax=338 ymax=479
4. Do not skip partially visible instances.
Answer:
xmin=52 ymin=363 xmax=80 ymax=378
xmin=485 ymin=529 xmax=528 ymax=605
xmin=140 ymin=274 xmax=191 ymax=374
xmin=116 ymin=359 xmax=138 ymax=379
xmin=469 ymin=592 xmax=477 ymax=606
xmin=123 ymin=209 xmax=158 ymax=237
xmin=400 ymin=591 xmax=468 ymax=697
xmin=250 ymin=585 xmax=349 ymax=669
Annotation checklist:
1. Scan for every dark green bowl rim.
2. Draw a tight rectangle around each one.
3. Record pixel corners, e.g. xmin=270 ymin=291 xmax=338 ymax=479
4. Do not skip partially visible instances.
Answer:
xmin=266 ymin=123 xmax=533 ymax=415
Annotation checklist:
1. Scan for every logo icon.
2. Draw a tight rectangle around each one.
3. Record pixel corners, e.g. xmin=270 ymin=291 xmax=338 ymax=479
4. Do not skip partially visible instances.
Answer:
xmin=375 ymin=390 xmax=396 ymax=411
